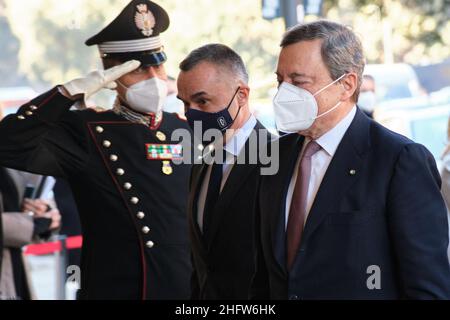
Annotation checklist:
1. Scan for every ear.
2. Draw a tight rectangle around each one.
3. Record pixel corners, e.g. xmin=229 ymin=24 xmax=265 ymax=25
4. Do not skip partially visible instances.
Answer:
xmin=237 ymin=85 xmax=250 ymax=107
xmin=340 ymin=72 xmax=358 ymax=101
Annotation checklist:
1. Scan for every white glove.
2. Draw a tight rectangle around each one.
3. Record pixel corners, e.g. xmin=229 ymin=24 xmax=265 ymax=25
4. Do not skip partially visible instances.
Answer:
xmin=63 ymin=60 xmax=141 ymax=109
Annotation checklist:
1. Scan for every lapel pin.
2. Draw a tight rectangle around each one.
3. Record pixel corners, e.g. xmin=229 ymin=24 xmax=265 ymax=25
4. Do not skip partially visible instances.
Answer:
xmin=349 ymin=169 xmax=356 ymax=176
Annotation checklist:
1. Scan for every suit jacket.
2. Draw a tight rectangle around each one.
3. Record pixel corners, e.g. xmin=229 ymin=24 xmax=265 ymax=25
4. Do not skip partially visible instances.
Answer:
xmin=439 ymin=154 xmax=450 ymax=261
xmin=0 ymin=87 xmax=193 ymax=300
xmin=189 ymin=121 xmax=270 ymax=299
xmin=251 ymin=108 xmax=450 ymax=300
xmin=0 ymin=168 xmax=43 ymax=300
xmin=0 ymin=191 xmax=2 ymax=281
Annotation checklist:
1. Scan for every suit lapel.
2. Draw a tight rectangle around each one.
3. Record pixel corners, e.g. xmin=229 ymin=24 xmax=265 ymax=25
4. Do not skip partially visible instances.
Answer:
xmin=188 ymin=163 xmax=208 ymax=254
xmin=206 ymin=160 xmax=257 ymax=249
xmin=6 ymin=168 xmax=27 ymax=201
xmin=301 ymin=109 xmax=371 ymax=242
xmin=205 ymin=122 xmax=266 ymax=248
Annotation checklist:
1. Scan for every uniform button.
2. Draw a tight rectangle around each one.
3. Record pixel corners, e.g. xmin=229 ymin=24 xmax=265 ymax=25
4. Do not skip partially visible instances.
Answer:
xmin=25 ymin=111 xmax=33 ymax=116
xmin=110 ymin=154 xmax=118 ymax=162
xmin=142 ymin=226 xmax=150 ymax=234
xmin=156 ymin=131 xmax=166 ymax=141
xmin=116 ymin=168 xmax=125 ymax=176
xmin=130 ymin=197 xmax=139 ymax=204
xmin=137 ymin=211 xmax=145 ymax=219
xmin=146 ymin=241 xmax=154 ymax=248
xmin=96 ymin=126 xmax=104 ymax=133
xmin=103 ymin=140 xmax=111 ymax=148
xmin=124 ymin=182 xmax=132 ymax=190
xmin=17 ymin=115 xmax=25 ymax=120
xmin=30 ymin=105 xmax=37 ymax=110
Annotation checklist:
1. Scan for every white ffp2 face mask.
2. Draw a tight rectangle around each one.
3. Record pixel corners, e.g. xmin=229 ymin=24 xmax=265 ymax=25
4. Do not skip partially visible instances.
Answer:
xmin=273 ymin=74 xmax=347 ymax=133
xmin=118 ymin=77 xmax=168 ymax=114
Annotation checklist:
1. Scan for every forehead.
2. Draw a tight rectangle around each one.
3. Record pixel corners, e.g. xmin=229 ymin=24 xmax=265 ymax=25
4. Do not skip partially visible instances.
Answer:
xmin=277 ymin=39 xmax=325 ymax=76
xmin=177 ymin=62 xmax=231 ymax=96
xmin=178 ymin=62 xmax=218 ymax=84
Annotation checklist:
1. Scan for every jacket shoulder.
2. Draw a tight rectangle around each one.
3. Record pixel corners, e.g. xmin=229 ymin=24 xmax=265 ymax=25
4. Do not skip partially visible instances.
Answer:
xmin=72 ymin=108 xmax=120 ymax=121
xmin=162 ymin=112 xmax=191 ymax=130
xmin=369 ymin=118 xmax=417 ymax=152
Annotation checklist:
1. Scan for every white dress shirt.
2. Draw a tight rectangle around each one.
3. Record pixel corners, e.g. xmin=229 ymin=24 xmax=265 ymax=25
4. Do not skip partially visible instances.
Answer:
xmin=285 ymin=106 xmax=357 ymax=228
xmin=197 ymin=115 xmax=257 ymax=231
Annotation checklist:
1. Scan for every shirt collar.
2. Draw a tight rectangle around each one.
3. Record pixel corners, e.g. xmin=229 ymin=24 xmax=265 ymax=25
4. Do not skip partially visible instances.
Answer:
xmin=112 ymin=97 xmax=162 ymax=130
xmin=315 ymin=105 xmax=357 ymax=157
xmin=224 ymin=115 xmax=257 ymax=157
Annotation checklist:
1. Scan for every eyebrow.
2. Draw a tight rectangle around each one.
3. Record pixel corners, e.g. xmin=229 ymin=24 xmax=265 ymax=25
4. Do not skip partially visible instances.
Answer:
xmin=176 ymin=91 xmax=208 ymax=102
xmin=190 ymin=91 xmax=208 ymax=99
xmin=275 ymin=72 xmax=313 ymax=80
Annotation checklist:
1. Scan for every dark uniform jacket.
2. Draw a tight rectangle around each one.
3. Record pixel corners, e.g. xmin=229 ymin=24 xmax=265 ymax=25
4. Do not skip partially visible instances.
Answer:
xmin=251 ymin=108 xmax=450 ymax=300
xmin=0 ymin=87 xmax=193 ymax=300
xmin=189 ymin=121 xmax=271 ymax=299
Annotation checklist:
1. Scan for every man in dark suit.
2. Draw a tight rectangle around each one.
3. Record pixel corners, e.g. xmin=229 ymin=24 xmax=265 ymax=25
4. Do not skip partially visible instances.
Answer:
xmin=251 ymin=20 xmax=450 ymax=299
xmin=0 ymin=173 xmax=3 ymax=284
xmin=0 ymin=110 xmax=3 ymax=279
xmin=177 ymin=44 xmax=271 ymax=299
xmin=0 ymin=167 xmax=61 ymax=299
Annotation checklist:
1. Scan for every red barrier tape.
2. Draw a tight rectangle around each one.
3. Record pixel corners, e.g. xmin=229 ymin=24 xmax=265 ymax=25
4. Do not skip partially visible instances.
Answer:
xmin=24 ymin=236 xmax=83 ymax=256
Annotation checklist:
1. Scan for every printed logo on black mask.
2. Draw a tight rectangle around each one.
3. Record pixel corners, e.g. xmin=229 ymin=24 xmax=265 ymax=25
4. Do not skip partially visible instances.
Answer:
xmin=217 ymin=116 xmax=227 ymax=129
xmin=185 ymin=87 xmax=241 ymax=138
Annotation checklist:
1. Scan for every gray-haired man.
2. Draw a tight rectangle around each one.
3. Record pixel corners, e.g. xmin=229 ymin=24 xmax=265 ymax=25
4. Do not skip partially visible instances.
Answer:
xmin=251 ymin=20 xmax=450 ymax=299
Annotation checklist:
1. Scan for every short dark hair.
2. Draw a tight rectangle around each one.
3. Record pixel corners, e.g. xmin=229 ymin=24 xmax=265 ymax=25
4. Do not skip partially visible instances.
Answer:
xmin=179 ymin=44 xmax=249 ymax=83
xmin=281 ymin=20 xmax=365 ymax=101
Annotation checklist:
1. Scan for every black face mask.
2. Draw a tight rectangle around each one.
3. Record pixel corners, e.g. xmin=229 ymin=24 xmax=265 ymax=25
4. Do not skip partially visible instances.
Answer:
xmin=185 ymin=87 xmax=241 ymax=136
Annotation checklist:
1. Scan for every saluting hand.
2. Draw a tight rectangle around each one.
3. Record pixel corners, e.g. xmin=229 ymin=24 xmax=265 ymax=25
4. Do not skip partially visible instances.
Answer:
xmin=62 ymin=60 xmax=141 ymax=108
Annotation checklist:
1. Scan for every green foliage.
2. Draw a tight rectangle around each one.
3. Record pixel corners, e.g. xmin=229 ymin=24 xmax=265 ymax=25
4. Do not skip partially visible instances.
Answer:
xmin=1 ymin=0 xmax=450 ymax=100
xmin=2 ymin=0 xmax=285 ymax=99
xmin=325 ymin=0 xmax=450 ymax=64
xmin=0 ymin=16 xmax=26 ymax=86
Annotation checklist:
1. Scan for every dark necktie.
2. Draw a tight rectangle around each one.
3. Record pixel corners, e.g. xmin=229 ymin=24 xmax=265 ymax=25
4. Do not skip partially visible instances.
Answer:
xmin=202 ymin=160 xmax=223 ymax=240
xmin=286 ymin=140 xmax=321 ymax=271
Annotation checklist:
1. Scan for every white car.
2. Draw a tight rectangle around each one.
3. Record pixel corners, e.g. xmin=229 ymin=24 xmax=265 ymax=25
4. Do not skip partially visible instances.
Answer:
xmin=374 ymin=97 xmax=450 ymax=169
xmin=364 ymin=63 xmax=424 ymax=103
